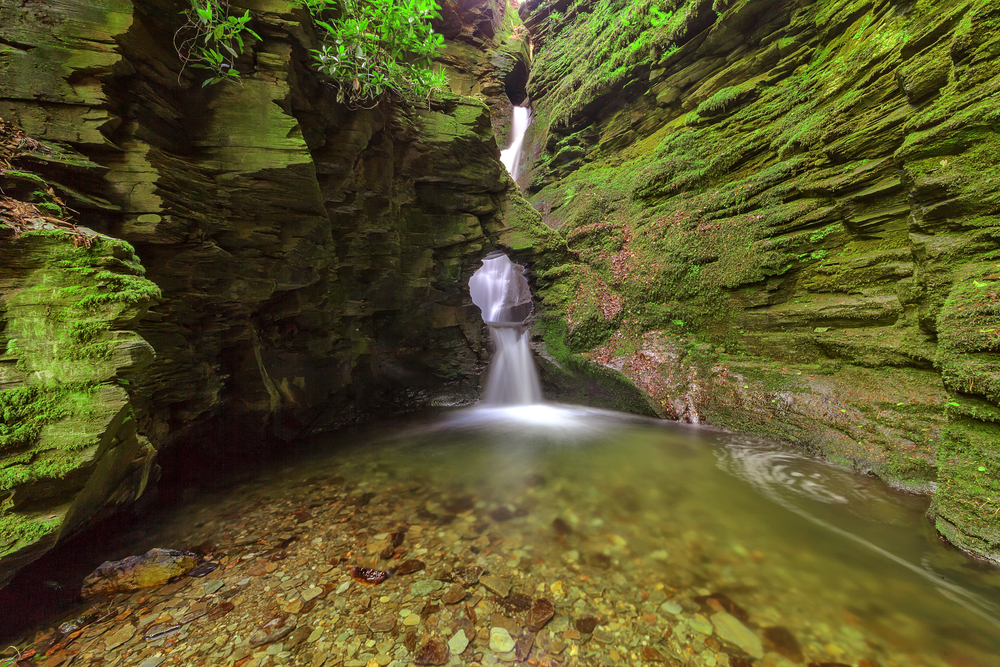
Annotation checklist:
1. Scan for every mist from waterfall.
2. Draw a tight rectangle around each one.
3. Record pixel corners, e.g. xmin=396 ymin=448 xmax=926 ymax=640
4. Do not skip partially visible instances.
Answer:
xmin=500 ymin=106 xmax=531 ymax=181
xmin=469 ymin=252 xmax=542 ymax=405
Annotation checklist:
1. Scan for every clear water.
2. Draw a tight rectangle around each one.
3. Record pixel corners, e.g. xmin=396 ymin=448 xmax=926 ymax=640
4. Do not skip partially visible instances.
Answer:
xmin=7 ymin=405 xmax=1000 ymax=665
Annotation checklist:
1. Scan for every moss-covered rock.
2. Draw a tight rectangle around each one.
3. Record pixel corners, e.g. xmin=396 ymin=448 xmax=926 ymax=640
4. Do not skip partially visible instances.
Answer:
xmin=0 ymin=228 xmax=158 ymax=587
xmin=509 ymin=0 xmax=1000 ymax=557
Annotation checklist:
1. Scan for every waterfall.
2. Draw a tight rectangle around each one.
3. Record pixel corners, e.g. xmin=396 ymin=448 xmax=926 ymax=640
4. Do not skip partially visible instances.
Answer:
xmin=500 ymin=106 xmax=531 ymax=181
xmin=469 ymin=252 xmax=542 ymax=405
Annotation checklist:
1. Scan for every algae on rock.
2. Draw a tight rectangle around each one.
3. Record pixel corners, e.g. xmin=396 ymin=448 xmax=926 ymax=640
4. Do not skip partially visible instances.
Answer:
xmin=0 ymin=229 xmax=158 ymax=586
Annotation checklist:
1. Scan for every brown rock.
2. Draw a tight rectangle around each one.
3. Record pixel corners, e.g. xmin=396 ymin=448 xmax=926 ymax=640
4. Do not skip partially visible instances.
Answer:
xmin=526 ymin=598 xmax=555 ymax=631
xmin=208 ymin=601 xmax=235 ymax=620
xmin=248 ymin=613 xmax=296 ymax=647
xmin=451 ymin=565 xmax=485 ymax=587
xmin=441 ymin=584 xmax=466 ymax=604
xmin=396 ymin=559 xmax=426 ymax=575
xmin=81 ymin=549 xmax=197 ymax=599
xmin=764 ymin=626 xmax=804 ymax=662
xmin=641 ymin=646 xmax=667 ymax=662
xmin=695 ymin=593 xmax=748 ymax=622
xmin=414 ymin=638 xmax=449 ymax=665
xmin=574 ymin=616 xmax=598 ymax=634
xmin=552 ymin=518 xmax=572 ymax=535
xmin=368 ymin=612 xmax=396 ymax=633
xmin=480 ymin=574 xmax=511 ymax=597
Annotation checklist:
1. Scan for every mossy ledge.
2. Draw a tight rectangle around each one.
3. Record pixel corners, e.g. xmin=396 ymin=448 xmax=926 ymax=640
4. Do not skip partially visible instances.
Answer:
xmin=0 ymin=228 xmax=159 ymax=586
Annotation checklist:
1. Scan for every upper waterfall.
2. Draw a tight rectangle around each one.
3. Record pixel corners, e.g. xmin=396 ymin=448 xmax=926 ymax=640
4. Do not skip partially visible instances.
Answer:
xmin=500 ymin=106 xmax=531 ymax=181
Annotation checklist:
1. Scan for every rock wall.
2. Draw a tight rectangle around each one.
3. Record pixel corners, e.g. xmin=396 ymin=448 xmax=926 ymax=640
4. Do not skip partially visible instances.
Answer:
xmin=513 ymin=0 xmax=1000 ymax=558
xmin=0 ymin=0 xmax=528 ymax=583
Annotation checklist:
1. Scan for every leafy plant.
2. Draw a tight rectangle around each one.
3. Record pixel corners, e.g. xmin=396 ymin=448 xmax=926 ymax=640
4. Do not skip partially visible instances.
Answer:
xmin=305 ymin=0 xmax=448 ymax=106
xmin=174 ymin=0 xmax=261 ymax=86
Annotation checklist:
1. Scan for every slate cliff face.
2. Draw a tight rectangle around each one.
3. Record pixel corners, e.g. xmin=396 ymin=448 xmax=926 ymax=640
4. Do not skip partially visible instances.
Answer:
xmin=0 ymin=0 xmax=524 ymax=584
xmin=513 ymin=0 xmax=1000 ymax=558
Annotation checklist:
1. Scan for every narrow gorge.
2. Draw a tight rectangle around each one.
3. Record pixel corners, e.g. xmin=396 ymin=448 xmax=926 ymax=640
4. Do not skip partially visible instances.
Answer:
xmin=2 ymin=0 xmax=1000 ymax=665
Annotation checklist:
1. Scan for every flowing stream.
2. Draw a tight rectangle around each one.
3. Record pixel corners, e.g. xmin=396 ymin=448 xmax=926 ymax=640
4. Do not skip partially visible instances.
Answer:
xmin=6 ymin=407 xmax=1000 ymax=666
xmin=500 ymin=106 xmax=530 ymax=181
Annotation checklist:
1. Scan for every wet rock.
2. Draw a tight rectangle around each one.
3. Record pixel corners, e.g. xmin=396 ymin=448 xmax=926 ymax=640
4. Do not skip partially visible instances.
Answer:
xmin=207 ymin=601 xmax=235 ymax=620
xmin=659 ymin=601 xmax=682 ymax=615
xmin=441 ymin=584 xmax=467 ymax=604
xmin=515 ymin=634 xmax=534 ymax=661
xmin=452 ymin=565 xmax=485 ymax=587
xmin=496 ymin=592 xmax=532 ymax=614
xmin=536 ymin=630 xmax=566 ymax=654
xmin=410 ymin=579 xmax=443 ymax=597
xmin=143 ymin=624 xmax=181 ymax=641
xmin=490 ymin=627 xmax=516 ymax=653
xmin=590 ymin=553 xmax=612 ymax=569
xmin=285 ymin=626 xmax=312 ymax=649
xmin=575 ymin=616 xmax=599 ymax=634
xmin=391 ymin=529 xmax=407 ymax=546
xmin=350 ymin=566 xmax=390 ymax=585
xmin=491 ymin=614 xmax=522 ymax=637
xmin=641 ymin=646 xmax=667 ymax=662
xmin=711 ymin=612 xmax=763 ymax=658
xmin=526 ymin=598 xmax=555 ymax=631
xmin=248 ymin=613 xmax=296 ymax=647
xmin=688 ymin=614 xmax=713 ymax=635
xmin=696 ymin=593 xmax=749 ymax=622
xmin=81 ymin=549 xmax=197 ymax=599
xmin=204 ymin=579 xmax=225 ymax=595
xmin=414 ymin=639 xmax=449 ymax=665
xmin=404 ymin=632 xmax=418 ymax=652
xmin=187 ymin=561 xmax=219 ymax=578
xmin=552 ymin=518 xmax=572 ymax=535
xmin=764 ymin=626 xmax=804 ymax=662
xmin=448 ymin=629 xmax=469 ymax=655
xmin=489 ymin=506 xmax=514 ymax=522
xmin=480 ymin=574 xmax=511 ymax=597
xmin=396 ymin=559 xmax=426 ymax=575
xmin=301 ymin=585 xmax=323 ymax=601
xmin=104 ymin=624 xmax=135 ymax=650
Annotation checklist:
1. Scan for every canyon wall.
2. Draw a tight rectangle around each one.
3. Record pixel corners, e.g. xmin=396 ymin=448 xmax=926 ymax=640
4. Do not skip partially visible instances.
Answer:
xmin=514 ymin=0 xmax=1000 ymax=558
xmin=0 ymin=0 xmax=549 ymax=584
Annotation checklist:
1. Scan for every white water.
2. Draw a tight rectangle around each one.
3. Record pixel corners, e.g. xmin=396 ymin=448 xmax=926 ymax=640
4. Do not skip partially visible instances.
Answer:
xmin=469 ymin=252 xmax=542 ymax=405
xmin=500 ymin=106 xmax=531 ymax=180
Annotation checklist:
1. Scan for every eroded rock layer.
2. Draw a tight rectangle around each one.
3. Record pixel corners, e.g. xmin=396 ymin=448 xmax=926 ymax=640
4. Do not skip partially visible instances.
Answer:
xmin=513 ymin=0 xmax=1000 ymax=557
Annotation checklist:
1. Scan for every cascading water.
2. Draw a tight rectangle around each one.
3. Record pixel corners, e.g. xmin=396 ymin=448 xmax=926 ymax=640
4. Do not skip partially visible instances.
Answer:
xmin=500 ymin=106 xmax=531 ymax=180
xmin=469 ymin=251 xmax=542 ymax=405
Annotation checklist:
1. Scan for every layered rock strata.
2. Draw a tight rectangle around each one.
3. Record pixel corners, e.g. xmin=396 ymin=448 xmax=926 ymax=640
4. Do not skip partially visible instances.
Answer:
xmin=513 ymin=0 xmax=1000 ymax=557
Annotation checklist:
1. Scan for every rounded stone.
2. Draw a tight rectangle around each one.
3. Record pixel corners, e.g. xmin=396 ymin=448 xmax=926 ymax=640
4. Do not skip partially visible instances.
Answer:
xmin=489 ymin=627 xmax=516 ymax=653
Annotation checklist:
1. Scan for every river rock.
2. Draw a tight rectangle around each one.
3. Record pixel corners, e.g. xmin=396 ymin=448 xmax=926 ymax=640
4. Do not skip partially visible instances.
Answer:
xmin=249 ymin=613 xmax=297 ymax=647
xmin=711 ymin=612 xmax=763 ymax=658
xmin=414 ymin=639 xmax=449 ymax=665
xmin=410 ymin=579 xmax=444 ymax=597
xmin=448 ymin=629 xmax=470 ymax=655
xmin=81 ymin=549 xmax=197 ymax=599
xmin=104 ymin=624 xmax=135 ymax=650
xmin=480 ymin=574 xmax=511 ymax=597
xmin=489 ymin=627 xmax=516 ymax=653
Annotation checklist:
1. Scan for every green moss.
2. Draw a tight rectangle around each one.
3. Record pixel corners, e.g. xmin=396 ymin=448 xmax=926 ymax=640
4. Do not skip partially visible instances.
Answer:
xmin=696 ymin=80 xmax=759 ymax=116
xmin=0 ymin=512 xmax=61 ymax=556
